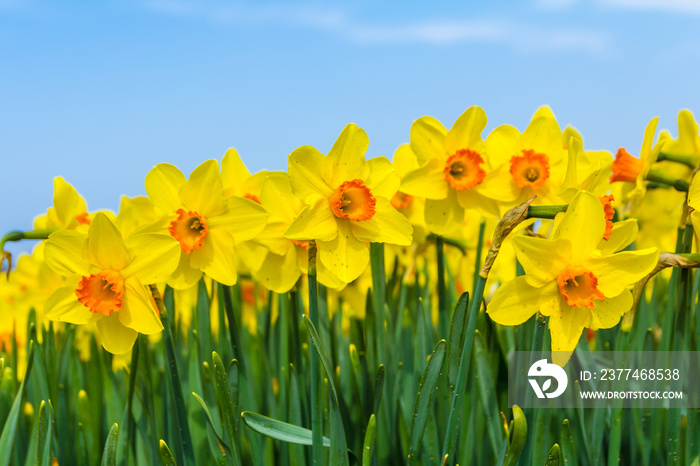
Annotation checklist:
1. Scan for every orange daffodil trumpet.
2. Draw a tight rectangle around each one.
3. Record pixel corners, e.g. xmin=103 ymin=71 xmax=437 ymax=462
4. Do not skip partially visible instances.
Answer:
xmin=144 ymin=159 xmax=267 ymax=289
xmin=285 ymin=123 xmax=413 ymax=283
xmin=43 ymin=213 xmax=180 ymax=354
xmin=487 ymin=191 xmax=658 ymax=366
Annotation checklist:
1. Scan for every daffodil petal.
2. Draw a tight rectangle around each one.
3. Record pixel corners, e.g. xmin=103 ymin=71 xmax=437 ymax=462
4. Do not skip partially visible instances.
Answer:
xmin=261 ymin=172 xmax=304 ymax=224
xmin=285 ymin=198 xmax=338 ymax=242
xmin=488 ymin=278 xmax=558 ymax=326
xmin=145 ymin=163 xmax=187 ymax=214
xmin=179 ymin=159 xmax=225 ymax=217
xmin=53 ymin=177 xmax=88 ymax=228
xmin=552 ymin=191 xmax=605 ymax=263
xmin=512 ymin=236 xmax=571 ymax=287
xmin=45 ymin=230 xmax=90 ymax=276
xmin=221 ymin=148 xmax=252 ymax=198
xmin=400 ymin=158 xmax=449 ymax=200
xmin=689 ymin=172 xmax=700 ymax=211
xmin=590 ymin=290 xmax=632 ymax=330
xmin=236 ymin=241 xmax=268 ymax=273
xmin=97 ymin=313 xmax=138 ymax=354
xmin=365 ymin=156 xmax=400 ymax=199
xmin=588 ymin=248 xmax=658 ymax=297
xmin=445 ymin=106 xmax=487 ymax=155
xmin=318 ymin=220 xmax=369 ymax=283
xmin=167 ymin=253 xmax=202 ymax=290
xmin=424 ymin=191 xmax=463 ymax=236
xmin=455 ymin=189 xmax=502 ymax=218
xmin=118 ymin=276 xmax=163 ymax=334
xmin=190 ymin=228 xmax=238 ymax=286
xmin=121 ymin=233 xmax=180 ymax=284
xmin=392 ymin=144 xmax=420 ymax=178
xmin=349 ymin=198 xmax=412 ymax=246
xmin=485 ymin=124 xmax=520 ymax=168
xmin=255 ymin=248 xmax=302 ymax=293
xmin=316 ymin=256 xmax=345 ymax=290
xmin=322 ymin=123 xmax=370 ymax=188
xmin=410 ymin=116 xmax=448 ymax=165
xmin=597 ymin=219 xmax=638 ymax=255
xmin=45 ymin=280 xmax=101 ymax=325
xmin=520 ymin=116 xmax=563 ymax=160
xmin=288 ymin=145 xmax=334 ymax=202
xmin=548 ymin=298 xmax=591 ymax=361
xmin=87 ymin=213 xmax=130 ymax=271
xmin=208 ymin=197 xmax=267 ymax=242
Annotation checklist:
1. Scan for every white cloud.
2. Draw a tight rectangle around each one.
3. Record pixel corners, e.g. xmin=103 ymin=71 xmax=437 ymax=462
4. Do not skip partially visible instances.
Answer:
xmin=139 ymin=0 xmax=610 ymax=55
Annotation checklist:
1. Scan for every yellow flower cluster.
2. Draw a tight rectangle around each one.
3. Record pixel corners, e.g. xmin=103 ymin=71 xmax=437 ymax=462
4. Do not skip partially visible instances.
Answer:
xmin=3 ymin=106 xmax=697 ymax=357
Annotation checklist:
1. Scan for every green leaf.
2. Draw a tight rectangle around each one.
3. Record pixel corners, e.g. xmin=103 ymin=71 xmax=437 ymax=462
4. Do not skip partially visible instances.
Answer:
xmin=191 ymin=391 xmax=233 ymax=462
xmin=474 ymin=330 xmax=504 ymax=456
xmin=36 ymin=400 xmax=54 ymax=466
xmin=560 ymin=419 xmax=577 ymax=466
xmin=362 ymin=414 xmax=376 ymax=466
xmin=211 ymin=353 xmax=242 ymax=466
xmin=0 ymin=340 xmax=35 ymax=466
xmin=545 ymin=444 xmax=561 ymax=466
xmin=503 ymin=405 xmax=527 ymax=466
xmin=159 ymin=440 xmax=177 ymax=466
xmin=407 ymin=340 xmax=446 ymax=465
xmin=101 ymin=423 xmax=119 ymax=466
xmin=241 ymin=411 xmax=330 ymax=446
xmin=303 ymin=314 xmax=350 ymax=466
xmin=448 ymin=292 xmax=469 ymax=390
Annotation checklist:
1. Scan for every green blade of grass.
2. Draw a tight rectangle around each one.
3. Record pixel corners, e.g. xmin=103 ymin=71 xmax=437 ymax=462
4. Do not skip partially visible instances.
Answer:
xmin=303 ymin=314 xmax=350 ymax=466
xmin=407 ymin=340 xmax=446 ymax=465
xmin=159 ymin=440 xmax=177 ymax=466
xmin=101 ymin=423 xmax=119 ymax=466
xmin=362 ymin=414 xmax=376 ymax=466
xmin=545 ymin=444 xmax=561 ymax=466
xmin=0 ymin=340 xmax=35 ymax=466
xmin=503 ymin=405 xmax=527 ymax=466
xmin=474 ymin=331 xmax=504 ymax=457
xmin=211 ymin=352 xmax=242 ymax=466
xmin=241 ymin=411 xmax=330 ymax=446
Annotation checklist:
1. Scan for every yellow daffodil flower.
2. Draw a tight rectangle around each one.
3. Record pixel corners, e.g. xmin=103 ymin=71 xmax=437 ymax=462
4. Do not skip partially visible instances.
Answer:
xmin=609 ymin=117 xmax=668 ymax=208
xmin=485 ymin=107 xmax=568 ymax=209
xmin=252 ymin=172 xmax=343 ymax=292
xmin=144 ymin=159 xmax=267 ymax=289
xmin=399 ymin=106 xmax=503 ymax=234
xmin=286 ymin=123 xmax=412 ymax=283
xmin=487 ymin=191 xmax=658 ymax=365
xmin=43 ymin=213 xmax=181 ymax=354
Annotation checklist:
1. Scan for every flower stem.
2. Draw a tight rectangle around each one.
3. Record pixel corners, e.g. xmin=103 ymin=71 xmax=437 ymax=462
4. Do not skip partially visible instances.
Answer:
xmin=645 ymin=170 xmax=690 ymax=192
xmin=307 ymin=241 xmax=323 ymax=465
xmin=437 ymin=235 xmax=448 ymax=338
xmin=148 ymin=284 xmax=195 ymax=466
xmin=657 ymin=152 xmax=698 ymax=169
xmin=527 ymin=205 xmax=568 ymax=219
xmin=370 ymin=242 xmax=386 ymax=365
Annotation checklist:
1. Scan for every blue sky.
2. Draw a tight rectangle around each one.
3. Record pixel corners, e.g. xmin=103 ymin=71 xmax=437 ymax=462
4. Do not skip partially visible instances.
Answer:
xmin=1 ymin=0 xmax=699 ymax=256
